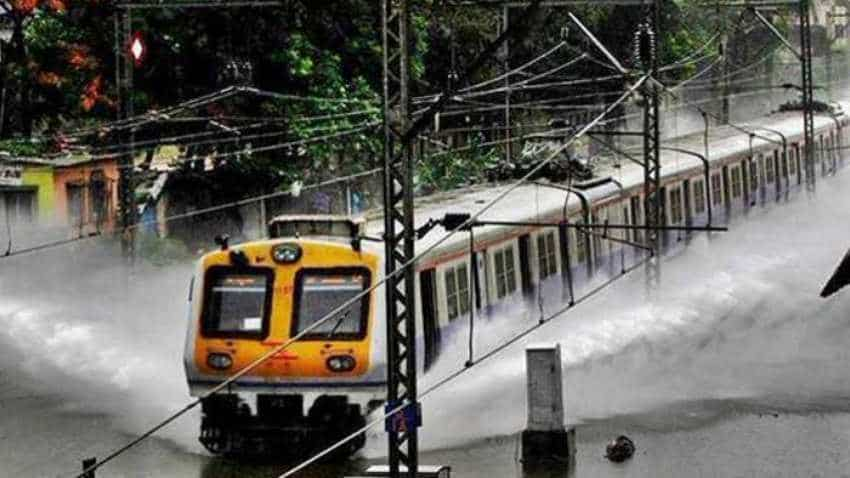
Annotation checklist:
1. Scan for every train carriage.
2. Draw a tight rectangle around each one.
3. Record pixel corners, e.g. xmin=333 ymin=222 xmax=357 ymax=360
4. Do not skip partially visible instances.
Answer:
xmin=182 ymin=105 xmax=850 ymax=459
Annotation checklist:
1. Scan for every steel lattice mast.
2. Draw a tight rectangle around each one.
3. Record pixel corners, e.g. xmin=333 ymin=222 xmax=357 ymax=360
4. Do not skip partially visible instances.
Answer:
xmin=382 ymin=1 xmax=420 ymax=477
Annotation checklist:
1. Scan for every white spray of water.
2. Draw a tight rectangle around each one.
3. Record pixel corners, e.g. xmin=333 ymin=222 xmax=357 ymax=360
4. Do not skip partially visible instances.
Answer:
xmin=0 ymin=245 xmax=201 ymax=453
xmin=369 ymin=172 xmax=850 ymax=454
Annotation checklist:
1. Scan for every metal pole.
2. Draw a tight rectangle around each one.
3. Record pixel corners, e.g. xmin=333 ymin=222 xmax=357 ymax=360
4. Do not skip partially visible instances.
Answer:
xmin=503 ymin=5 xmax=512 ymax=163
xmin=717 ymin=0 xmax=730 ymax=124
xmin=382 ymin=1 xmax=419 ymax=476
xmin=701 ymin=112 xmax=712 ymax=226
xmin=642 ymin=0 xmax=662 ymax=253
xmin=799 ymin=0 xmax=816 ymax=191
xmin=118 ymin=9 xmax=136 ymax=259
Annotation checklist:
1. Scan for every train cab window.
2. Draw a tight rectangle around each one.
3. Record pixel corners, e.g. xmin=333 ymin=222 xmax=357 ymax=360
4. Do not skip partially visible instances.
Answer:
xmin=444 ymin=263 xmax=470 ymax=321
xmin=537 ymin=232 xmax=558 ymax=280
xmin=202 ymin=267 xmax=273 ymax=338
xmin=693 ymin=180 xmax=706 ymax=214
xmin=710 ymin=174 xmax=722 ymax=206
xmin=494 ymin=246 xmax=517 ymax=299
xmin=292 ymin=268 xmax=370 ymax=340
xmin=730 ymin=167 xmax=742 ymax=199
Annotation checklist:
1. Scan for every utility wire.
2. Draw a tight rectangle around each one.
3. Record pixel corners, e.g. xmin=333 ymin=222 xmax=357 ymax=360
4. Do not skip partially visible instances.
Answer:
xmin=113 ymin=123 xmax=378 ymax=171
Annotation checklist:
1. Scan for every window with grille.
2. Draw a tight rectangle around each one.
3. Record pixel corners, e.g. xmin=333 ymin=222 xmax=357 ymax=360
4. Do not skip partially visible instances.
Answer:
xmin=1 ymin=190 xmax=36 ymax=224
xmin=693 ymin=180 xmax=706 ymax=214
xmin=536 ymin=232 xmax=558 ymax=280
xmin=444 ymin=262 xmax=470 ymax=321
xmin=494 ymin=246 xmax=517 ymax=299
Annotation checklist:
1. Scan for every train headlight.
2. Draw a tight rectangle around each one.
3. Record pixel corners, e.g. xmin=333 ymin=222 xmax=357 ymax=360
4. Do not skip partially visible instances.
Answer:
xmin=207 ymin=353 xmax=233 ymax=370
xmin=272 ymin=243 xmax=302 ymax=264
xmin=326 ymin=355 xmax=356 ymax=373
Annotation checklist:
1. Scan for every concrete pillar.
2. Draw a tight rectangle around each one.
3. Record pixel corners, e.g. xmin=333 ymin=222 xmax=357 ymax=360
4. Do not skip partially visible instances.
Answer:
xmin=521 ymin=343 xmax=575 ymax=468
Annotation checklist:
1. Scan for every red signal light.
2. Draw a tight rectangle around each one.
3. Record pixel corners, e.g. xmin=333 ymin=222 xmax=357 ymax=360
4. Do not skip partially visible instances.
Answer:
xmin=128 ymin=31 xmax=146 ymax=67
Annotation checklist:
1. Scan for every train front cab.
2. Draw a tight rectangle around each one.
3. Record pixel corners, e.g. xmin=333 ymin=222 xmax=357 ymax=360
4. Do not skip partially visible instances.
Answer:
xmin=183 ymin=222 xmax=382 ymax=458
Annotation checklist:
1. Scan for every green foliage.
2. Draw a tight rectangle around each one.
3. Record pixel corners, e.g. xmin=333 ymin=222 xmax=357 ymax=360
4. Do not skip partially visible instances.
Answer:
xmin=0 ymin=138 xmax=49 ymax=156
xmin=417 ymin=134 xmax=499 ymax=191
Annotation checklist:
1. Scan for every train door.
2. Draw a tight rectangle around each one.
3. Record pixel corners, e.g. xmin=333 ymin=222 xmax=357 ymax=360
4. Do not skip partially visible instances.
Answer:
xmin=419 ymin=268 xmax=441 ymax=370
xmin=683 ymin=180 xmax=693 ymax=227
xmin=722 ymin=165 xmax=731 ymax=209
xmin=518 ymin=234 xmax=534 ymax=298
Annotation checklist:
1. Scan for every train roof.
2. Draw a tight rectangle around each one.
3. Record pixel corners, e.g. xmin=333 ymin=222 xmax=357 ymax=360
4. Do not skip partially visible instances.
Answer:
xmin=364 ymin=104 xmax=850 ymax=263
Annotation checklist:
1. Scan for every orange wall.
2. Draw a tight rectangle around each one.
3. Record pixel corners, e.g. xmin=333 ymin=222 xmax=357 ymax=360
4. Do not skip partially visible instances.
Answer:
xmin=53 ymin=158 xmax=120 ymax=233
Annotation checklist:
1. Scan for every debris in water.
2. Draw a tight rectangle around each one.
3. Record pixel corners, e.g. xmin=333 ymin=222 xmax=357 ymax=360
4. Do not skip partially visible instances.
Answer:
xmin=605 ymin=435 xmax=635 ymax=463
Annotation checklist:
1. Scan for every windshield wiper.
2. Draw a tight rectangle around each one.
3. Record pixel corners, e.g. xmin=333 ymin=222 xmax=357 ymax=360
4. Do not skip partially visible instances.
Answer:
xmin=328 ymin=310 xmax=351 ymax=338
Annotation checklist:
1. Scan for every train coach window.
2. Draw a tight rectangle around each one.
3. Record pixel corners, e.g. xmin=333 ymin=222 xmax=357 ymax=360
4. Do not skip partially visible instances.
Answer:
xmin=292 ymin=268 xmax=370 ymax=340
xmin=765 ymin=156 xmax=775 ymax=183
xmin=693 ymin=180 xmax=706 ymax=214
xmin=444 ymin=263 xmax=470 ymax=321
xmin=669 ymin=188 xmax=683 ymax=224
xmin=537 ymin=232 xmax=558 ymax=280
xmin=494 ymin=246 xmax=517 ymax=299
xmin=730 ymin=167 xmax=743 ymax=199
xmin=710 ymin=174 xmax=722 ymax=206
xmin=202 ymin=267 xmax=274 ymax=338
xmin=789 ymin=149 xmax=797 ymax=175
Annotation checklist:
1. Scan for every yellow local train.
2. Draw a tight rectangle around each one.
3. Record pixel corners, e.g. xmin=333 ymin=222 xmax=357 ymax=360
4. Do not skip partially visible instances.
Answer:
xmin=183 ymin=216 xmax=385 ymax=458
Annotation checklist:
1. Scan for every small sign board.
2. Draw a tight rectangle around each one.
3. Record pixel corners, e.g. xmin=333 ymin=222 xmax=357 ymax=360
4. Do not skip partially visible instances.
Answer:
xmin=0 ymin=164 xmax=23 ymax=186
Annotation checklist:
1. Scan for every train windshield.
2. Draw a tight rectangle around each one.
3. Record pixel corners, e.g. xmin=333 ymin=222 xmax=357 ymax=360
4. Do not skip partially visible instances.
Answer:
xmin=202 ymin=268 xmax=272 ymax=337
xmin=293 ymin=269 xmax=370 ymax=340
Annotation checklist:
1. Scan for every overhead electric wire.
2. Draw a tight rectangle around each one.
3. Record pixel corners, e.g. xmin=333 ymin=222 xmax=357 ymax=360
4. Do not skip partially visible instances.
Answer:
xmin=458 ymin=41 xmax=569 ymax=93
xmin=84 ymin=120 xmax=378 ymax=160
xmin=114 ymin=122 xmax=379 ymax=171
xmin=51 ymin=86 xmax=376 ymax=140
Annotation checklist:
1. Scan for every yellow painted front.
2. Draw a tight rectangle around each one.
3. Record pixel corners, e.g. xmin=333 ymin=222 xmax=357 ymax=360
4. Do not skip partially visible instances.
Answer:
xmin=193 ymin=239 xmax=378 ymax=381
xmin=21 ymin=166 xmax=55 ymax=219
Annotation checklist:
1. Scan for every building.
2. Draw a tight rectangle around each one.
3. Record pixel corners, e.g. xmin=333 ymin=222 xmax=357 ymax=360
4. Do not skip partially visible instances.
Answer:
xmin=52 ymin=155 xmax=120 ymax=235
xmin=0 ymin=156 xmax=55 ymax=224
xmin=0 ymin=153 xmax=119 ymax=236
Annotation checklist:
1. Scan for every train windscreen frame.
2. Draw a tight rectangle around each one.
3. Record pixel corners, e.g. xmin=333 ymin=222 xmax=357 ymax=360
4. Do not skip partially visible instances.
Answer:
xmin=201 ymin=266 xmax=274 ymax=339
xmin=291 ymin=267 xmax=371 ymax=341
